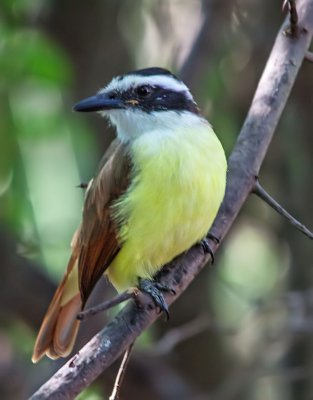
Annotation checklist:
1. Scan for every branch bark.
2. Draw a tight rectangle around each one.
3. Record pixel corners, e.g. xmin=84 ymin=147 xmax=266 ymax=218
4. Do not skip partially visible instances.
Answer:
xmin=30 ymin=1 xmax=313 ymax=398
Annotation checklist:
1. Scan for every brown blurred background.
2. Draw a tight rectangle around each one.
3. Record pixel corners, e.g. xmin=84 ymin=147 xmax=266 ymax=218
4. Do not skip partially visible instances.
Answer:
xmin=0 ymin=1 xmax=312 ymax=399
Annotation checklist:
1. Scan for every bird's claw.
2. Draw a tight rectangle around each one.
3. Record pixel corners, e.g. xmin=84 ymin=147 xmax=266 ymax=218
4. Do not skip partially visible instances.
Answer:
xmin=200 ymin=238 xmax=215 ymax=264
xmin=206 ymin=232 xmax=220 ymax=244
xmin=138 ymin=278 xmax=174 ymax=320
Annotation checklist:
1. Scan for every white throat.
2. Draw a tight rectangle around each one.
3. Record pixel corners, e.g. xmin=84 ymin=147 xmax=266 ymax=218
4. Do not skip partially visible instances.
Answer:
xmin=105 ymin=109 xmax=208 ymax=142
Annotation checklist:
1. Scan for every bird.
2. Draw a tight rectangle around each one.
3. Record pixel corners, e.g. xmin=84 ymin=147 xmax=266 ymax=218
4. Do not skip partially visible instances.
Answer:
xmin=32 ymin=67 xmax=227 ymax=363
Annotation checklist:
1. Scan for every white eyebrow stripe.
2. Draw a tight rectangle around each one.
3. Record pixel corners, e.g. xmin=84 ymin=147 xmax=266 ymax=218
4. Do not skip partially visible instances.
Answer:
xmin=100 ymin=74 xmax=193 ymax=100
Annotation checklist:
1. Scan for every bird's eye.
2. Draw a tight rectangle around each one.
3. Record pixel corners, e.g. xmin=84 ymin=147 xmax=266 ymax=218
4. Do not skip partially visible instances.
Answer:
xmin=136 ymin=85 xmax=152 ymax=98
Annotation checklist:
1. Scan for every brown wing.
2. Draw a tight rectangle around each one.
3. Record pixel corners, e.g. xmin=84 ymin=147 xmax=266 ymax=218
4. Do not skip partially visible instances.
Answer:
xmin=78 ymin=140 xmax=132 ymax=305
xmin=32 ymin=140 xmax=132 ymax=362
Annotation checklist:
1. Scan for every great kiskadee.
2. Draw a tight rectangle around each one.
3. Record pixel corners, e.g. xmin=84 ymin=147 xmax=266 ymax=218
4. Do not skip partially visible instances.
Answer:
xmin=32 ymin=67 xmax=227 ymax=363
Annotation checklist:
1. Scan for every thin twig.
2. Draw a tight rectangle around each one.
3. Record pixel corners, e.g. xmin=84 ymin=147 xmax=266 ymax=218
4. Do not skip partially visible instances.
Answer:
xmin=283 ymin=0 xmax=299 ymax=37
xmin=253 ymin=180 xmax=313 ymax=239
xmin=150 ymin=315 xmax=235 ymax=356
xmin=77 ymin=289 xmax=137 ymax=320
xmin=76 ymin=182 xmax=88 ymax=189
xmin=305 ymin=50 xmax=313 ymax=61
xmin=152 ymin=316 xmax=209 ymax=356
xmin=109 ymin=342 xmax=135 ymax=400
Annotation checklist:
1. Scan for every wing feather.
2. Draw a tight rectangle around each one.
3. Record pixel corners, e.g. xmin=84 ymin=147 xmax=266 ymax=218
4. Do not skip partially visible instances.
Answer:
xmin=78 ymin=140 xmax=131 ymax=305
xmin=32 ymin=140 xmax=132 ymax=362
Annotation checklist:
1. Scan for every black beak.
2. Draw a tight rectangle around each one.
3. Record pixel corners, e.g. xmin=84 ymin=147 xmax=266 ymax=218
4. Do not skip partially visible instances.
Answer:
xmin=73 ymin=94 xmax=124 ymax=112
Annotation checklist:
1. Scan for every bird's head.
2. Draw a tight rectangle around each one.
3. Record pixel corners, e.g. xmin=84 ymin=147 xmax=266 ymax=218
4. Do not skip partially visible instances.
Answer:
xmin=73 ymin=67 xmax=204 ymax=141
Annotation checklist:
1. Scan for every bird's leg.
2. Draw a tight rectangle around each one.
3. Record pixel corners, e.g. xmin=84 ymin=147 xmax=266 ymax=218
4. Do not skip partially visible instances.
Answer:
xmin=138 ymin=278 xmax=175 ymax=321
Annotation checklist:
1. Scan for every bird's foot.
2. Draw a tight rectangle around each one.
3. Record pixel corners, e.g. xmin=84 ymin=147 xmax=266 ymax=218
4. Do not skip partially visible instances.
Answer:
xmin=200 ymin=237 xmax=216 ymax=264
xmin=206 ymin=232 xmax=220 ymax=244
xmin=138 ymin=278 xmax=175 ymax=321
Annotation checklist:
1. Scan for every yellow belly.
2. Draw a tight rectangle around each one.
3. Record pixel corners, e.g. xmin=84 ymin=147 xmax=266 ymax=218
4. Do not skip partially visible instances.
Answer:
xmin=107 ymin=123 xmax=227 ymax=291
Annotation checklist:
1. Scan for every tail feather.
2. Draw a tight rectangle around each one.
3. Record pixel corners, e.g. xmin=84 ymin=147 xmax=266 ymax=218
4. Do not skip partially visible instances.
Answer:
xmin=32 ymin=256 xmax=82 ymax=363
xmin=53 ymin=293 xmax=81 ymax=357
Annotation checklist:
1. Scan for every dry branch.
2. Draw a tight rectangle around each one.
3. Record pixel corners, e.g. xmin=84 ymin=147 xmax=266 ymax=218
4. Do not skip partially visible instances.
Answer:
xmin=109 ymin=342 xmax=134 ymax=400
xmin=305 ymin=50 xmax=313 ymax=60
xmin=253 ymin=180 xmax=313 ymax=239
xmin=30 ymin=1 xmax=313 ymax=398
xmin=77 ymin=289 xmax=136 ymax=320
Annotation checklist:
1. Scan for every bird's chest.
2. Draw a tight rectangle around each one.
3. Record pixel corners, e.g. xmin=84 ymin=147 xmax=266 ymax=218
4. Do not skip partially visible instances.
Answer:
xmin=108 ymin=127 xmax=226 ymax=290
xmin=114 ymin=129 xmax=221 ymax=250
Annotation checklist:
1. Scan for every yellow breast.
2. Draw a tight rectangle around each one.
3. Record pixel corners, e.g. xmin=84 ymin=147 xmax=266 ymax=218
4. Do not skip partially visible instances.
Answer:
xmin=107 ymin=121 xmax=227 ymax=291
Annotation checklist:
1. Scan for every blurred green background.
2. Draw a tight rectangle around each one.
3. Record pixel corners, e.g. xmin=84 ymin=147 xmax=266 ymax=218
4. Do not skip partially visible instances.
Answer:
xmin=0 ymin=1 xmax=312 ymax=399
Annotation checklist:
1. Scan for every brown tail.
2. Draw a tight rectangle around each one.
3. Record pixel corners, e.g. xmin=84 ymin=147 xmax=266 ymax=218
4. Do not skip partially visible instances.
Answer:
xmin=32 ymin=255 xmax=82 ymax=363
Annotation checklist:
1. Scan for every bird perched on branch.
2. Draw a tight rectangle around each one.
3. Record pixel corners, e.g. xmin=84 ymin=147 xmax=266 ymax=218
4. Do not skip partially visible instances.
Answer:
xmin=32 ymin=67 xmax=227 ymax=363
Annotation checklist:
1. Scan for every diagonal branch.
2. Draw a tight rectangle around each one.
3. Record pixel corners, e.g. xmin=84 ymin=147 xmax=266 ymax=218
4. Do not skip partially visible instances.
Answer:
xmin=77 ymin=289 xmax=136 ymax=320
xmin=109 ymin=342 xmax=135 ymax=400
xmin=30 ymin=1 xmax=313 ymax=398
xmin=305 ymin=50 xmax=313 ymax=61
xmin=253 ymin=180 xmax=313 ymax=239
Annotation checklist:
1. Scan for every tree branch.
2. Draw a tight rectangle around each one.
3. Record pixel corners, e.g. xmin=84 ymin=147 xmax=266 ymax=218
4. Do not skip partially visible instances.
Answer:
xmin=253 ymin=180 xmax=313 ymax=239
xmin=77 ymin=289 xmax=137 ymax=320
xmin=30 ymin=1 xmax=313 ymax=398
xmin=305 ymin=50 xmax=313 ymax=61
xmin=109 ymin=342 xmax=135 ymax=400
